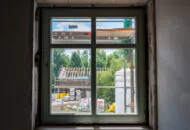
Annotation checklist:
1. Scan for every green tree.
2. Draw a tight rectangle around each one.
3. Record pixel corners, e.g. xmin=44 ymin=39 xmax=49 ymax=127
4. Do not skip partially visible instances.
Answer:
xmin=70 ymin=51 xmax=82 ymax=67
xmin=106 ymin=54 xmax=114 ymax=67
xmin=81 ymin=50 xmax=89 ymax=68
xmin=110 ymin=58 xmax=124 ymax=72
xmin=97 ymin=71 xmax=115 ymax=104
xmin=113 ymin=50 xmax=120 ymax=59
xmin=96 ymin=50 xmax=106 ymax=68
xmin=52 ymin=49 xmax=69 ymax=78
xmin=52 ymin=49 xmax=69 ymax=93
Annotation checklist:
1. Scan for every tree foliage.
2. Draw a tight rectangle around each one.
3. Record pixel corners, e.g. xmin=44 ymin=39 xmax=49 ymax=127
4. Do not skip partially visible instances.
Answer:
xmin=52 ymin=49 xmax=69 ymax=81
xmin=96 ymin=50 xmax=106 ymax=68
xmin=110 ymin=58 xmax=124 ymax=72
xmin=106 ymin=54 xmax=114 ymax=67
xmin=81 ymin=50 xmax=89 ymax=68
xmin=70 ymin=51 xmax=82 ymax=67
xmin=97 ymin=71 xmax=115 ymax=104
xmin=112 ymin=51 xmax=120 ymax=59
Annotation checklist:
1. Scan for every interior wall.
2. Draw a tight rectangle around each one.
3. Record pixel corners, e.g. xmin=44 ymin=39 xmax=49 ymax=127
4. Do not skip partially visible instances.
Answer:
xmin=147 ymin=0 xmax=157 ymax=129
xmin=156 ymin=0 xmax=190 ymax=130
xmin=32 ymin=0 xmax=39 ymax=129
xmin=0 ymin=0 xmax=33 ymax=130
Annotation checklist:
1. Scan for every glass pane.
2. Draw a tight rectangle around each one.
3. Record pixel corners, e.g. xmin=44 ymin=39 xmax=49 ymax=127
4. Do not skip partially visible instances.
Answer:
xmin=51 ymin=18 xmax=91 ymax=44
xmin=51 ymin=49 xmax=91 ymax=115
xmin=96 ymin=49 xmax=137 ymax=114
xmin=96 ymin=18 xmax=136 ymax=44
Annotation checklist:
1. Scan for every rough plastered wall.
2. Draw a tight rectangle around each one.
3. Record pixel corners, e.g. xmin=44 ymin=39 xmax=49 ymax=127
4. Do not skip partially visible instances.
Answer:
xmin=32 ymin=0 xmax=39 ymax=129
xmin=0 ymin=0 xmax=33 ymax=129
xmin=156 ymin=0 xmax=190 ymax=130
xmin=147 ymin=0 xmax=157 ymax=129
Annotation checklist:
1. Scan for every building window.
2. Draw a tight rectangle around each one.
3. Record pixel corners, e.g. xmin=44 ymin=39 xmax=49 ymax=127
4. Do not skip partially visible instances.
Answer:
xmin=41 ymin=8 xmax=147 ymax=124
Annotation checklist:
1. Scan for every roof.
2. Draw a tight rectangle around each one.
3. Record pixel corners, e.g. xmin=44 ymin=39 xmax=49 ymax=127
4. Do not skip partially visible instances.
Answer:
xmin=58 ymin=67 xmax=110 ymax=79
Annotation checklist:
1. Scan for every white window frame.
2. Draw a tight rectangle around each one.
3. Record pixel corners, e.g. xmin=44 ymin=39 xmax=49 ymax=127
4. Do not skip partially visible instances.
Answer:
xmin=40 ymin=8 xmax=147 ymax=125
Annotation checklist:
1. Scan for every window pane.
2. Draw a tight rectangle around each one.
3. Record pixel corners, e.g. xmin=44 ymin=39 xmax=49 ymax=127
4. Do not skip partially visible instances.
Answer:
xmin=96 ymin=18 xmax=136 ymax=44
xmin=51 ymin=18 xmax=91 ymax=44
xmin=51 ymin=49 xmax=91 ymax=115
xmin=96 ymin=49 xmax=137 ymax=114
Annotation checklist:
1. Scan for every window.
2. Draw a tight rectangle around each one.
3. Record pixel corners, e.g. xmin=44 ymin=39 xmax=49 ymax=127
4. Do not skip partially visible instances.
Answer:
xmin=41 ymin=8 xmax=146 ymax=124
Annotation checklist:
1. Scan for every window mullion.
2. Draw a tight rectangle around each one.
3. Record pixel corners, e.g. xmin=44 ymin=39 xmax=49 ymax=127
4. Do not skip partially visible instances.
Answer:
xmin=91 ymin=17 xmax=96 ymax=116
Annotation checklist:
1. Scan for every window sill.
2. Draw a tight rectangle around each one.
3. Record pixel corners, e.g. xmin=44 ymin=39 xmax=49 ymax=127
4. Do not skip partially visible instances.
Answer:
xmin=35 ymin=126 xmax=151 ymax=130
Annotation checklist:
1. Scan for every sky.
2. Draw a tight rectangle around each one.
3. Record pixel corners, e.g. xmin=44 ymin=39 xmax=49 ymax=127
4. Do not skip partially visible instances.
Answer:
xmin=51 ymin=18 xmax=135 ymax=32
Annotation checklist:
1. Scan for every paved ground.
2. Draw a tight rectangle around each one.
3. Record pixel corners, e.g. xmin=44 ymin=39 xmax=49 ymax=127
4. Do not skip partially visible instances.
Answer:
xmin=50 ymin=100 xmax=115 ymax=114
xmin=51 ymin=101 xmax=91 ymax=114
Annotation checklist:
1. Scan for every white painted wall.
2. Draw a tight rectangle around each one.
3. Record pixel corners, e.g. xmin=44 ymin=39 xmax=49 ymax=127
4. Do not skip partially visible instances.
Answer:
xmin=156 ymin=0 xmax=190 ymax=129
